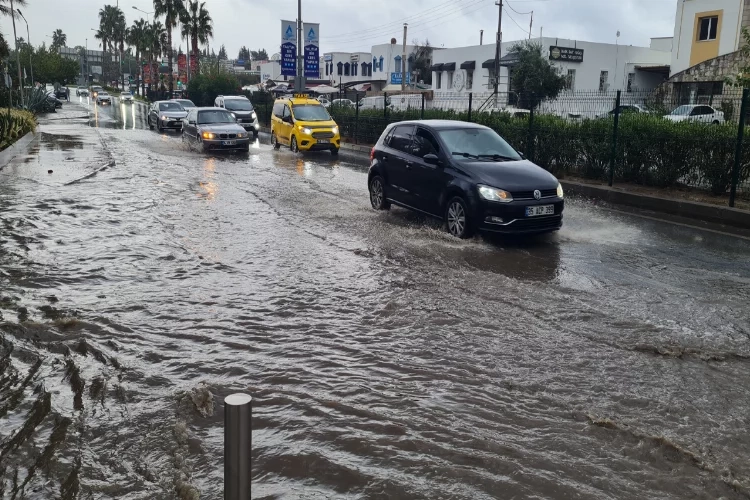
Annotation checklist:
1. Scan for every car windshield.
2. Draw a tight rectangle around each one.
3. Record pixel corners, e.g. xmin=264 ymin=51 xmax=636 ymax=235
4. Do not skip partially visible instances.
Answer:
xmin=197 ymin=110 xmax=236 ymax=124
xmin=438 ymin=128 xmax=521 ymax=161
xmin=223 ymin=99 xmax=253 ymax=111
xmin=99 ymin=92 xmax=108 ymax=96
xmin=176 ymin=100 xmax=195 ymax=107
xmin=292 ymin=104 xmax=330 ymax=121
xmin=670 ymin=105 xmax=693 ymax=116
xmin=121 ymin=92 xmax=131 ymax=96
xmin=159 ymin=102 xmax=184 ymax=111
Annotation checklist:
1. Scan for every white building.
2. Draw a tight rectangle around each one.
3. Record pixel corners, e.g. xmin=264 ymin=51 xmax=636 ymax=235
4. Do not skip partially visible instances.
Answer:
xmin=322 ymin=52 xmax=372 ymax=86
xmin=670 ymin=0 xmax=750 ymax=76
xmin=260 ymin=60 xmax=287 ymax=83
xmin=430 ymin=37 xmax=671 ymax=96
xmin=371 ymin=42 xmax=419 ymax=91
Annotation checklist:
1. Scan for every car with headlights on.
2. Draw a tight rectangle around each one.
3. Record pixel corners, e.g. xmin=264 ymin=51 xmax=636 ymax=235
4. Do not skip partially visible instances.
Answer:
xmin=182 ymin=107 xmax=251 ymax=152
xmin=367 ymin=120 xmax=564 ymax=238
xmin=95 ymin=91 xmax=112 ymax=105
xmin=91 ymin=85 xmax=103 ymax=98
xmin=119 ymin=91 xmax=134 ymax=103
xmin=270 ymin=94 xmax=341 ymax=154
xmin=214 ymin=95 xmax=259 ymax=139
xmin=148 ymin=100 xmax=187 ymax=131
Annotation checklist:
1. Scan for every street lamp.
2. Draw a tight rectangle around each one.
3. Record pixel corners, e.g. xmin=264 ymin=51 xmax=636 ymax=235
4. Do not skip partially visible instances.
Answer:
xmin=132 ymin=6 xmax=153 ymax=21
xmin=15 ymin=9 xmax=33 ymax=86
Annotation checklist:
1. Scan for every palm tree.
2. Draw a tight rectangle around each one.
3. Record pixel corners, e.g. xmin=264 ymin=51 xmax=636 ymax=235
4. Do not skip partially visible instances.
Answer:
xmin=51 ymin=29 xmax=66 ymax=49
xmin=112 ymin=8 xmax=127 ymax=87
xmin=180 ymin=0 xmax=212 ymax=77
xmin=153 ymin=0 xmax=186 ymax=94
xmin=146 ymin=21 xmax=166 ymax=92
xmin=0 ymin=0 xmax=26 ymax=17
xmin=128 ymin=19 xmax=148 ymax=95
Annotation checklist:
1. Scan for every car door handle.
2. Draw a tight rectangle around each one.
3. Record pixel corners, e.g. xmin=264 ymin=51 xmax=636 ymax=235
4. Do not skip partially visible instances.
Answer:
xmin=405 ymin=162 xmax=413 ymax=169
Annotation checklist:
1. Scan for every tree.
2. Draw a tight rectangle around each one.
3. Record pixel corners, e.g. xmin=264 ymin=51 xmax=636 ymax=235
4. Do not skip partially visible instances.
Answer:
xmin=250 ymin=49 xmax=268 ymax=61
xmin=410 ymin=39 xmax=433 ymax=85
xmin=51 ymin=29 xmax=66 ymax=49
xmin=180 ymin=0 xmax=212 ymax=75
xmin=727 ymin=27 xmax=750 ymax=87
xmin=237 ymin=46 xmax=250 ymax=61
xmin=507 ymin=41 xmax=565 ymax=108
xmin=0 ymin=0 xmax=25 ymax=17
xmin=128 ymin=18 xmax=148 ymax=94
xmin=153 ymin=0 xmax=186 ymax=94
xmin=146 ymin=20 xmax=166 ymax=90
xmin=218 ymin=44 xmax=227 ymax=60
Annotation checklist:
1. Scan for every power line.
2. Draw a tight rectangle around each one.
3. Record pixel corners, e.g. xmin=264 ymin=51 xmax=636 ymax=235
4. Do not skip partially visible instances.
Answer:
xmin=505 ymin=0 xmax=533 ymax=15
xmin=503 ymin=7 xmax=531 ymax=36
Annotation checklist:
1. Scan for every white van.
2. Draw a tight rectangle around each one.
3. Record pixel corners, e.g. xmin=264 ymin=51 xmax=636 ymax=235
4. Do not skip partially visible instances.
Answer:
xmin=358 ymin=95 xmax=391 ymax=111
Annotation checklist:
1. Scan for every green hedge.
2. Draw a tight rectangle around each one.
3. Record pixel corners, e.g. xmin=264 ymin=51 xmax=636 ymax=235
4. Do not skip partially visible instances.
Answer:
xmin=0 ymin=108 xmax=36 ymax=151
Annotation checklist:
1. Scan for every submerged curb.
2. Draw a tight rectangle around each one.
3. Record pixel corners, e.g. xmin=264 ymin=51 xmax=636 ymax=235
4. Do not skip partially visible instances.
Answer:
xmin=0 ymin=131 xmax=37 ymax=171
xmin=260 ymin=125 xmax=750 ymax=230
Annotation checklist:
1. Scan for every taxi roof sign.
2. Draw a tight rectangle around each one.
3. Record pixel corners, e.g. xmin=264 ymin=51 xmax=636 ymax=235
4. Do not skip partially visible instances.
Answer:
xmin=293 ymin=93 xmax=310 ymax=98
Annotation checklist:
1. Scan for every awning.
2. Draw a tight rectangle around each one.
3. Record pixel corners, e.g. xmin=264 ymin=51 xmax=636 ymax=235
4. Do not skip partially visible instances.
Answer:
xmin=499 ymin=53 xmax=520 ymax=67
xmin=442 ymin=62 xmax=456 ymax=71
xmin=460 ymin=61 xmax=475 ymax=70
xmin=430 ymin=63 xmax=444 ymax=72
xmin=482 ymin=59 xmax=495 ymax=69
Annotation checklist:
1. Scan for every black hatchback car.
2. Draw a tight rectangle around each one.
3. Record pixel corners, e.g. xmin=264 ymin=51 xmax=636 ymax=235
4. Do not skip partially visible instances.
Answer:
xmin=367 ymin=120 xmax=564 ymax=238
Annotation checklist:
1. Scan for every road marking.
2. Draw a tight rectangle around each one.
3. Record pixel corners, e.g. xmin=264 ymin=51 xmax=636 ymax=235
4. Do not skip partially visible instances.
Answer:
xmin=604 ymin=206 xmax=750 ymax=241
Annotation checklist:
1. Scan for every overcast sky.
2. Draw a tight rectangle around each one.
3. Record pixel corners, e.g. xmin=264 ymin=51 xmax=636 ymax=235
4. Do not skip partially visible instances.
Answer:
xmin=1 ymin=0 xmax=677 ymax=58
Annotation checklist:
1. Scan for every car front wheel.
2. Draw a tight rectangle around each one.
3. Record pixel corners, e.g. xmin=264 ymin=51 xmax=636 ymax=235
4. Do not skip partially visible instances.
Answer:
xmin=271 ymin=133 xmax=280 ymax=150
xmin=445 ymin=196 xmax=473 ymax=239
xmin=290 ymin=135 xmax=299 ymax=153
xmin=369 ymin=176 xmax=390 ymax=210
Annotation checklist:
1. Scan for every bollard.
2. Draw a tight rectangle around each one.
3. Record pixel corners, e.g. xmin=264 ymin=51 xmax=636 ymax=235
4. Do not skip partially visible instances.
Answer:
xmin=224 ymin=393 xmax=252 ymax=500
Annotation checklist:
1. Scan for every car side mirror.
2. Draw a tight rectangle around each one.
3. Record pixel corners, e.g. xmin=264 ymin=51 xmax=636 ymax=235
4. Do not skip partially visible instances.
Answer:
xmin=283 ymin=115 xmax=293 ymax=124
xmin=423 ymin=153 xmax=440 ymax=165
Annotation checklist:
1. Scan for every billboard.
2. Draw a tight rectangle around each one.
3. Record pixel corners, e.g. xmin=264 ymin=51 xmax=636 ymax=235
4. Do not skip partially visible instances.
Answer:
xmin=303 ymin=23 xmax=319 ymax=78
xmin=281 ymin=19 xmax=297 ymax=77
xmin=178 ymin=54 xmax=187 ymax=83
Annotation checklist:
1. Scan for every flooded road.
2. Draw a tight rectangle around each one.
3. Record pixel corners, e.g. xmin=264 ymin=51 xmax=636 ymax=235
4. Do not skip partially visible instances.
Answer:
xmin=1 ymin=98 xmax=749 ymax=499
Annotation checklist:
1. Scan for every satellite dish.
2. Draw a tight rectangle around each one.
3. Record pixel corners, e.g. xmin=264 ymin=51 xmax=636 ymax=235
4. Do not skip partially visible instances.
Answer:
xmin=271 ymin=53 xmax=281 ymax=61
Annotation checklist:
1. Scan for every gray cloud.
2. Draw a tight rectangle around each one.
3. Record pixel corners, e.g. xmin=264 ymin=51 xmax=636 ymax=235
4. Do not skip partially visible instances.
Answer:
xmin=0 ymin=0 xmax=675 ymax=61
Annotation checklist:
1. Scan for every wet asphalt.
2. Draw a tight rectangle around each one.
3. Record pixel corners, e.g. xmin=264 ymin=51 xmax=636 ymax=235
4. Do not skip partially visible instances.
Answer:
xmin=0 ymin=96 xmax=749 ymax=499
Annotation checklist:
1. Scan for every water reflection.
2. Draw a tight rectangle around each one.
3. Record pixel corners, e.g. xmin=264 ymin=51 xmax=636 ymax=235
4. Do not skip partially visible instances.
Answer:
xmin=198 ymin=158 xmax=218 ymax=201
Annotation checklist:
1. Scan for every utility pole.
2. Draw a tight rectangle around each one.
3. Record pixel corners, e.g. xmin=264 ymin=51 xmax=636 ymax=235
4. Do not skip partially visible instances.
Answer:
xmin=529 ymin=11 xmax=533 ymax=40
xmin=10 ymin=0 xmax=23 ymax=106
xmin=401 ymin=23 xmax=407 ymax=92
xmin=296 ymin=0 xmax=305 ymax=93
xmin=493 ymin=0 xmax=502 ymax=105
xmin=16 ymin=10 xmax=32 ymax=86
xmin=480 ymin=30 xmax=484 ymax=45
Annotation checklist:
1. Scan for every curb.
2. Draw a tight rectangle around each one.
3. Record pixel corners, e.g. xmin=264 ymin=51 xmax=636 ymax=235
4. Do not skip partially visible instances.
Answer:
xmin=560 ymin=180 xmax=750 ymax=230
xmin=0 ymin=131 xmax=37 ymax=171
xmin=260 ymin=124 xmax=750 ymax=230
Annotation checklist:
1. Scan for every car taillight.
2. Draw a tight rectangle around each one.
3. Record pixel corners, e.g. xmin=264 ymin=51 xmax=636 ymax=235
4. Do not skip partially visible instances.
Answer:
xmin=370 ymin=147 xmax=375 ymax=161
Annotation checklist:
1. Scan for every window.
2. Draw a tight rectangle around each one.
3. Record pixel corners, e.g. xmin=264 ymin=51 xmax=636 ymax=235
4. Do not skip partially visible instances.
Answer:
xmin=379 ymin=56 xmax=384 ymax=71
xmin=373 ymin=57 xmax=378 ymax=72
xmin=565 ymin=69 xmax=576 ymax=91
xmin=466 ymin=70 xmax=473 ymax=90
xmin=627 ymin=72 xmax=635 ymax=92
xmin=361 ymin=62 xmax=366 ymax=76
xmin=447 ymin=71 xmax=454 ymax=90
xmin=599 ymin=70 xmax=609 ymax=92
xmin=412 ymin=128 xmax=440 ymax=157
xmin=282 ymin=105 xmax=291 ymax=120
xmin=344 ymin=63 xmax=350 ymax=76
xmin=698 ymin=16 xmax=718 ymax=41
xmin=337 ymin=62 xmax=343 ymax=76
xmin=352 ymin=63 xmax=357 ymax=76
xmin=387 ymin=125 xmax=415 ymax=153
xmin=394 ymin=55 xmax=402 ymax=72
xmin=436 ymin=72 xmax=442 ymax=89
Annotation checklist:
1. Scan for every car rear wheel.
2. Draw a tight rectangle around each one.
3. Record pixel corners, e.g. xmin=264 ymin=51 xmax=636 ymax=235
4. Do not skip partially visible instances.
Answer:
xmin=271 ymin=133 xmax=280 ymax=150
xmin=291 ymin=135 xmax=299 ymax=153
xmin=445 ymin=196 xmax=473 ymax=239
xmin=369 ymin=176 xmax=390 ymax=210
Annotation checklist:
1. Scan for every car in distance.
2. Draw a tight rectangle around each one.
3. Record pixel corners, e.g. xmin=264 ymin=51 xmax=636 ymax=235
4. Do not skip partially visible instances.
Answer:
xmin=367 ymin=120 xmax=564 ymax=238
xmin=55 ymin=86 xmax=68 ymax=100
xmin=76 ymin=86 xmax=89 ymax=97
xmin=95 ymin=91 xmax=112 ymax=105
xmin=596 ymin=104 xmax=649 ymax=119
xmin=317 ymin=97 xmax=331 ymax=107
xmin=663 ymin=104 xmax=725 ymax=124
xmin=214 ymin=95 xmax=260 ymax=139
xmin=91 ymin=85 xmax=103 ymax=98
xmin=182 ymin=108 xmax=251 ymax=152
xmin=148 ymin=101 xmax=187 ymax=131
xmin=119 ymin=91 xmax=134 ymax=103
xmin=171 ymin=98 xmax=196 ymax=111
xmin=330 ymin=98 xmax=355 ymax=108
xmin=270 ymin=94 xmax=341 ymax=154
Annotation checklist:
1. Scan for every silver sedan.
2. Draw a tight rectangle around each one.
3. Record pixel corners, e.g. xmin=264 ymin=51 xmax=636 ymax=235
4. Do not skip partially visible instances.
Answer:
xmin=182 ymin=108 xmax=252 ymax=152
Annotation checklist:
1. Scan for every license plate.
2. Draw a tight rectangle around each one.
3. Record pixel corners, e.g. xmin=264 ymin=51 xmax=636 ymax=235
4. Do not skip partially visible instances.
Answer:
xmin=222 ymin=140 xmax=236 ymax=146
xmin=317 ymin=139 xmax=330 ymax=144
xmin=526 ymin=205 xmax=554 ymax=217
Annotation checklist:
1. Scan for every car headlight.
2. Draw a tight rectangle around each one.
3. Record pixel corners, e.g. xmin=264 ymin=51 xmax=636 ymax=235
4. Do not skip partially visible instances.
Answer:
xmin=202 ymin=132 xmax=214 ymax=139
xmin=251 ymin=112 xmax=257 ymax=120
xmin=231 ymin=112 xmax=236 ymax=118
xmin=478 ymin=185 xmax=513 ymax=203
xmin=331 ymin=126 xmax=339 ymax=136
xmin=299 ymin=126 xmax=312 ymax=135
xmin=557 ymin=183 xmax=564 ymax=199
xmin=161 ymin=115 xmax=167 ymax=120
xmin=237 ymin=133 xmax=246 ymax=138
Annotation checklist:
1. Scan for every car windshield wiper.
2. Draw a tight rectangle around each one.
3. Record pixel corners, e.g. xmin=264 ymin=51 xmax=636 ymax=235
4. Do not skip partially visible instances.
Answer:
xmin=452 ymin=151 xmax=481 ymax=159
xmin=478 ymin=154 xmax=519 ymax=161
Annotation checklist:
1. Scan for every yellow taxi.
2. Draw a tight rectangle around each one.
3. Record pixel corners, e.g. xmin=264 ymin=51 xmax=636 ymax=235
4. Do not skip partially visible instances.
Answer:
xmin=271 ymin=94 xmax=341 ymax=154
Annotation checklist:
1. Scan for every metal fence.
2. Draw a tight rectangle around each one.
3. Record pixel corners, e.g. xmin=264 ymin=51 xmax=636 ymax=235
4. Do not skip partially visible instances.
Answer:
xmin=250 ymin=88 xmax=750 ymax=206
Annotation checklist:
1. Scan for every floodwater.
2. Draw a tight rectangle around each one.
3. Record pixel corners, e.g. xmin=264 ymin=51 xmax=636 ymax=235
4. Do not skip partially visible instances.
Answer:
xmin=1 ymin=98 xmax=749 ymax=499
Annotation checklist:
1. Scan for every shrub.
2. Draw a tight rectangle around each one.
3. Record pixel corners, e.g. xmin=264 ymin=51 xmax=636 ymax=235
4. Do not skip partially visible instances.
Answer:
xmin=0 ymin=108 xmax=36 ymax=150
xmin=187 ymin=73 xmax=240 ymax=106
